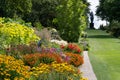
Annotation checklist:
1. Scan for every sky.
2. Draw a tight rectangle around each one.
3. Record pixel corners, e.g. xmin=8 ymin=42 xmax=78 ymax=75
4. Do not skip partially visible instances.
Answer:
xmin=87 ymin=0 xmax=107 ymax=29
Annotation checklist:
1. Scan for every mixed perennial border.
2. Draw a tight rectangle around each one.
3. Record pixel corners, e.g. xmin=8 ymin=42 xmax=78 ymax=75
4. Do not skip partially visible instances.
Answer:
xmin=0 ymin=17 xmax=88 ymax=80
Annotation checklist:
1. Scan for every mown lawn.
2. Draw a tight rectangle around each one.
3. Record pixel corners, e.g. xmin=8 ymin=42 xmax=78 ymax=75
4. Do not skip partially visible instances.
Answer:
xmin=87 ymin=29 xmax=120 ymax=80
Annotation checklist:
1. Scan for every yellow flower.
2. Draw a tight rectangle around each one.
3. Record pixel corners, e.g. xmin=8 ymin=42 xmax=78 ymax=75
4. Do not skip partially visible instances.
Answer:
xmin=0 ymin=54 xmax=30 ymax=79
xmin=4 ymin=78 xmax=10 ymax=80
xmin=80 ymin=77 xmax=88 ymax=80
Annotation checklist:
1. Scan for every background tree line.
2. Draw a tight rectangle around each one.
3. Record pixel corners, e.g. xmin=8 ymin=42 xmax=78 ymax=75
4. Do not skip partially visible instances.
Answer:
xmin=0 ymin=0 xmax=88 ymax=42
xmin=96 ymin=0 xmax=120 ymax=37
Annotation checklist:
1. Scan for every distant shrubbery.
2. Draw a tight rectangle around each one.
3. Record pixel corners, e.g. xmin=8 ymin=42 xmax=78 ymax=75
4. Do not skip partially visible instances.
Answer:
xmin=105 ymin=21 xmax=120 ymax=38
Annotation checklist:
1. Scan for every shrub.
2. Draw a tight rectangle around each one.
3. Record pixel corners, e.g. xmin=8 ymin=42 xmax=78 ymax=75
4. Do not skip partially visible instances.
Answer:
xmin=4 ymin=42 xmax=38 ymax=58
xmin=0 ymin=17 xmax=32 ymax=27
xmin=0 ymin=22 xmax=39 ymax=48
xmin=65 ymin=52 xmax=84 ymax=67
xmin=23 ymin=53 xmax=63 ymax=67
xmin=79 ymin=38 xmax=90 ymax=51
xmin=108 ymin=21 xmax=120 ymax=38
xmin=0 ymin=54 xmax=30 ymax=80
xmin=33 ymin=22 xmax=43 ymax=30
xmin=56 ymin=0 xmax=87 ymax=42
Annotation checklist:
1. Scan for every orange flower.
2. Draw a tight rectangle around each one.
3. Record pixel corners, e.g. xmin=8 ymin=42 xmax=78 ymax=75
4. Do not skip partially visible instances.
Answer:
xmin=24 ymin=53 xmax=63 ymax=67
xmin=65 ymin=52 xmax=84 ymax=67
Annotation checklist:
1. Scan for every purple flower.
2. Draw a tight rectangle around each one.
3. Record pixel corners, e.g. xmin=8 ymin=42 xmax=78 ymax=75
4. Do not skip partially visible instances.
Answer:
xmin=65 ymin=56 xmax=70 ymax=62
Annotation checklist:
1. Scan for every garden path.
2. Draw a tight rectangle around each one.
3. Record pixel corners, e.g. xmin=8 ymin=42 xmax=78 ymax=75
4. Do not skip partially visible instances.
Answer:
xmin=78 ymin=51 xmax=97 ymax=80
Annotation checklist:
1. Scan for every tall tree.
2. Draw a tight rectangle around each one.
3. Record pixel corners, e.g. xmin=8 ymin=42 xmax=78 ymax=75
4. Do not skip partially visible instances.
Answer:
xmin=96 ymin=0 xmax=120 ymax=22
xmin=97 ymin=0 xmax=120 ymax=37
xmin=56 ymin=0 xmax=87 ymax=42
xmin=24 ymin=0 xmax=59 ymax=27
xmin=0 ymin=0 xmax=32 ymax=18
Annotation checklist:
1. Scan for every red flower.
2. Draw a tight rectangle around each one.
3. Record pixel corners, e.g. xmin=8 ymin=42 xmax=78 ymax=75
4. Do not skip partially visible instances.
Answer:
xmin=77 ymin=49 xmax=81 ymax=53
xmin=68 ymin=43 xmax=74 ymax=50
xmin=60 ymin=45 xmax=65 ymax=49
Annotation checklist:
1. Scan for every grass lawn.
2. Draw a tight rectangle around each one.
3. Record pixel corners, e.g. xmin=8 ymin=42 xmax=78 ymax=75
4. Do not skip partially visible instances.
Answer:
xmin=87 ymin=29 xmax=120 ymax=80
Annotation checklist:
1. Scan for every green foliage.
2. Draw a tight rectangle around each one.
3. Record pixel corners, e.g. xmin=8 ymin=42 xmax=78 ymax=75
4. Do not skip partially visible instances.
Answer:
xmin=0 ymin=18 xmax=39 ymax=49
xmin=36 ymin=71 xmax=81 ymax=80
xmin=33 ymin=22 xmax=43 ymax=30
xmin=39 ymin=56 xmax=55 ymax=64
xmin=96 ymin=0 xmax=120 ymax=22
xmin=96 ymin=0 xmax=120 ymax=38
xmin=56 ymin=0 xmax=87 ymax=42
xmin=107 ymin=21 xmax=120 ymax=38
xmin=0 ymin=0 xmax=32 ymax=18
xmin=79 ymin=38 xmax=89 ymax=51
xmin=0 ymin=17 xmax=32 ymax=27
xmin=24 ymin=0 xmax=58 ymax=27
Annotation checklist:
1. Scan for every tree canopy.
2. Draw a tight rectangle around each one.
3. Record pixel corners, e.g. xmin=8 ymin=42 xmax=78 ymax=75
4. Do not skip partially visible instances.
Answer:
xmin=0 ymin=0 xmax=88 ymax=42
xmin=96 ymin=0 xmax=120 ymax=22
xmin=0 ymin=0 xmax=32 ymax=18
xmin=56 ymin=0 xmax=87 ymax=42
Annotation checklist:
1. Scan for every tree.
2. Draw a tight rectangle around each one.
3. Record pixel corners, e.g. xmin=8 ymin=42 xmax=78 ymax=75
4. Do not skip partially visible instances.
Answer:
xmin=56 ymin=0 xmax=87 ymax=42
xmin=96 ymin=0 xmax=120 ymax=22
xmin=96 ymin=0 xmax=120 ymax=37
xmin=24 ymin=0 xmax=59 ymax=27
xmin=0 ymin=0 xmax=32 ymax=18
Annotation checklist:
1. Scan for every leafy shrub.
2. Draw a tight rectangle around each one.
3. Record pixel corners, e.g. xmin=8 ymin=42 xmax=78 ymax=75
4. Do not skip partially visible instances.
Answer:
xmin=99 ymin=24 xmax=106 ymax=30
xmin=0 ymin=17 xmax=32 ymax=27
xmin=33 ymin=22 xmax=43 ymax=30
xmin=4 ymin=42 xmax=38 ymax=58
xmin=0 ymin=22 xmax=39 ymax=48
xmin=0 ymin=54 xmax=30 ymax=80
xmin=65 ymin=52 xmax=84 ymax=67
xmin=0 ymin=0 xmax=32 ymax=18
xmin=56 ymin=0 xmax=87 ymax=42
xmin=108 ymin=21 xmax=120 ymax=38
xmin=79 ymin=38 xmax=90 ymax=51
xmin=23 ymin=53 xmax=63 ymax=67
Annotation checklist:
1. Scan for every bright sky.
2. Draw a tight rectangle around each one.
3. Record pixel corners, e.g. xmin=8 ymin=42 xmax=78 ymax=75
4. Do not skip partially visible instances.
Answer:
xmin=87 ymin=0 xmax=107 ymax=29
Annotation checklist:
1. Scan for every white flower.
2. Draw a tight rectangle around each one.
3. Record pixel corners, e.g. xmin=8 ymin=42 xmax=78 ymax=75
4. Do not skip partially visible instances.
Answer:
xmin=50 ymin=39 xmax=68 ymax=46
